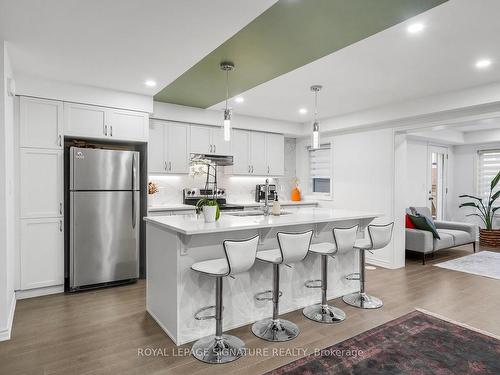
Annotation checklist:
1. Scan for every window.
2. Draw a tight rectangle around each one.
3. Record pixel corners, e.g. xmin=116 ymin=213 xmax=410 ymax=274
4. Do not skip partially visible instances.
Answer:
xmin=478 ymin=149 xmax=500 ymax=200
xmin=309 ymin=144 xmax=331 ymax=197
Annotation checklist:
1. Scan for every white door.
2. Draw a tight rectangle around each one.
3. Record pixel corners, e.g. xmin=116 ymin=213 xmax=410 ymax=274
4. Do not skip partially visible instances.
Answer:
xmin=20 ymin=97 xmax=63 ymax=149
xmin=108 ymin=109 xmax=148 ymax=141
xmin=212 ymin=127 xmax=231 ymax=155
xmin=20 ymin=217 xmax=64 ymax=289
xmin=20 ymin=149 xmax=63 ymax=218
xmin=64 ymin=102 xmax=107 ymax=138
xmin=250 ymin=132 xmax=267 ymax=175
xmin=427 ymin=145 xmax=448 ymax=220
xmin=166 ymin=122 xmax=189 ymax=173
xmin=266 ymin=133 xmax=285 ymax=176
xmin=148 ymin=121 xmax=165 ymax=173
xmin=190 ymin=125 xmax=212 ymax=154
xmin=232 ymin=130 xmax=251 ymax=174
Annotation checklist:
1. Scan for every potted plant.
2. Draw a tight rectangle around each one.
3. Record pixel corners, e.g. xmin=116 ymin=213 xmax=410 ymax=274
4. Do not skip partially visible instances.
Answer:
xmin=195 ymin=198 xmax=220 ymax=223
xmin=459 ymin=170 xmax=500 ymax=247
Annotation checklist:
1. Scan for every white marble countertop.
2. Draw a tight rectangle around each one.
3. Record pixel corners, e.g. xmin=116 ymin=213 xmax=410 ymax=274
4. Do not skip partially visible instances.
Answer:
xmin=144 ymin=208 xmax=380 ymax=235
xmin=147 ymin=200 xmax=318 ymax=212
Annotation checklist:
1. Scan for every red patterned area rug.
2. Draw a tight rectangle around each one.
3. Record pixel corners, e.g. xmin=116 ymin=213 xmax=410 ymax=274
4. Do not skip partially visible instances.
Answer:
xmin=266 ymin=310 xmax=500 ymax=375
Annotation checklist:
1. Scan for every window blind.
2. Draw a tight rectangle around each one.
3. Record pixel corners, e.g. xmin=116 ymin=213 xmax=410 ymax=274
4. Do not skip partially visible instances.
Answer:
xmin=477 ymin=150 xmax=500 ymax=200
xmin=309 ymin=145 xmax=331 ymax=194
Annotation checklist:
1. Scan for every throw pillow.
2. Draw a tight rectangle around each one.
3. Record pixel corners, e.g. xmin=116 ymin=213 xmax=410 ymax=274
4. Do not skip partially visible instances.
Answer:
xmin=405 ymin=214 xmax=416 ymax=229
xmin=408 ymin=214 xmax=441 ymax=239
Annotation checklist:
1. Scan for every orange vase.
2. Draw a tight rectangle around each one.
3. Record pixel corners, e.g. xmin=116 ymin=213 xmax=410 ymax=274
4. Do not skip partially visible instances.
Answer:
xmin=291 ymin=186 xmax=301 ymax=201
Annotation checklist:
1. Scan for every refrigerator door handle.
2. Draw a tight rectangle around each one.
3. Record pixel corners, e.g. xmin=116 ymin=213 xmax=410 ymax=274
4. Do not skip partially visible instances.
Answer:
xmin=132 ymin=153 xmax=137 ymax=229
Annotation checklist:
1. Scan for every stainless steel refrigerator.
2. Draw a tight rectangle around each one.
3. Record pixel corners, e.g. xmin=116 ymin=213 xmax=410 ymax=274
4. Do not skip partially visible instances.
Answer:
xmin=69 ymin=147 xmax=140 ymax=291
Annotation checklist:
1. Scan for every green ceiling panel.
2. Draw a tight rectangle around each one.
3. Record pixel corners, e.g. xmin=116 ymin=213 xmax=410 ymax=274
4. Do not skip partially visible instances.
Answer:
xmin=154 ymin=0 xmax=448 ymax=108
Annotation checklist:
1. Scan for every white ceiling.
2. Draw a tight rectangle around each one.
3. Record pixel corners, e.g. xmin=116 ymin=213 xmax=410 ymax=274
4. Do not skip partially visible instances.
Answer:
xmin=0 ymin=0 xmax=276 ymax=95
xmin=210 ymin=0 xmax=500 ymax=122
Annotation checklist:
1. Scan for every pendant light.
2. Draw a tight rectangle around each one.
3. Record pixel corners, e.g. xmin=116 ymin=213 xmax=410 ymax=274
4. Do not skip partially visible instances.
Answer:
xmin=311 ymin=85 xmax=322 ymax=149
xmin=220 ymin=62 xmax=234 ymax=142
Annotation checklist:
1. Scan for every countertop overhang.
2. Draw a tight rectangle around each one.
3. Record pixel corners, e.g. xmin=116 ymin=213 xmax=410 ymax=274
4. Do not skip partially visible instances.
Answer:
xmin=144 ymin=208 xmax=381 ymax=235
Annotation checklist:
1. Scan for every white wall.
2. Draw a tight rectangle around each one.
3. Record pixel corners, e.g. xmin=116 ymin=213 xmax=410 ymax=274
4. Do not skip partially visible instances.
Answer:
xmin=0 ymin=41 xmax=16 ymax=341
xmin=406 ymin=140 xmax=429 ymax=208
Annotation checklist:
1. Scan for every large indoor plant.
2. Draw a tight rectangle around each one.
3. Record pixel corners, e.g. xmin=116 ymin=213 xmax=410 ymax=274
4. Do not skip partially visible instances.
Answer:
xmin=459 ymin=170 xmax=500 ymax=247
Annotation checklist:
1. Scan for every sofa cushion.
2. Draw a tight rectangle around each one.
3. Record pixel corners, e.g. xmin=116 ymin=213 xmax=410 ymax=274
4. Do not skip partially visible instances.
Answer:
xmin=405 ymin=214 xmax=416 ymax=229
xmin=409 ymin=214 xmax=440 ymax=239
xmin=434 ymin=232 xmax=455 ymax=250
xmin=437 ymin=229 xmax=472 ymax=246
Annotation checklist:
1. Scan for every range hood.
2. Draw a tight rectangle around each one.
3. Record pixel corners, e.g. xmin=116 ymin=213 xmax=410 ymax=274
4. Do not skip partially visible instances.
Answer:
xmin=190 ymin=153 xmax=234 ymax=166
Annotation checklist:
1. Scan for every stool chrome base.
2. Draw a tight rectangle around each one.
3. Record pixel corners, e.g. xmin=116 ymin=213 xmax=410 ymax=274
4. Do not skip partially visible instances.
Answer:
xmin=342 ymin=292 xmax=383 ymax=309
xmin=303 ymin=304 xmax=346 ymax=323
xmin=251 ymin=318 xmax=299 ymax=342
xmin=191 ymin=334 xmax=245 ymax=364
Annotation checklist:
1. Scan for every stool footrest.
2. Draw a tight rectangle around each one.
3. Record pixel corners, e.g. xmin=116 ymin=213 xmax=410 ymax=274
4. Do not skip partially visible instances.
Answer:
xmin=345 ymin=273 xmax=360 ymax=281
xmin=304 ymin=279 xmax=322 ymax=289
xmin=194 ymin=305 xmax=218 ymax=320
xmin=255 ymin=290 xmax=282 ymax=301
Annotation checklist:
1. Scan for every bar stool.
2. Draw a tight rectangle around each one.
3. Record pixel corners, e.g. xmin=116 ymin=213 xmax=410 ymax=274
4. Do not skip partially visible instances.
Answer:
xmin=190 ymin=235 xmax=259 ymax=364
xmin=252 ymin=230 xmax=313 ymax=342
xmin=343 ymin=223 xmax=394 ymax=309
xmin=303 ymin=225 xmax=358 ymax=323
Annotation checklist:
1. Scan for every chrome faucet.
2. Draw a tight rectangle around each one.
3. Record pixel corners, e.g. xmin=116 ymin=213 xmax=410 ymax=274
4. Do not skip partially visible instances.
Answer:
xmin=263 ymin=178 xmax=270 ymax=216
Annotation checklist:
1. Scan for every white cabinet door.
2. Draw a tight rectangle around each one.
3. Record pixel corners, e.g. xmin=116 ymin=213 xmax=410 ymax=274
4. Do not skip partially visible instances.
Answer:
xmin=108 ymin=109 xmax=148 ymax=141
xmin=266 ymin=133 xmax=285 ymax=176
xmin=20 ymin=97 xmax=63 ymax=149
xmin=166 ymin=122 xmax=189 ymax=173
xmin=64 ymin=102 xmax=107 ymax=138
xmin=20 ymin=149 xmax=63 ymax=219
xmin=190 ymin=125 xmax=212 ymax=154
xmin=148 ymin=121 xmax=165 ymax=173
xmin=20 ymin=218 xmax=64 ymax=289
xmin=250 ymin=132 xmax=267 ymax=175
xmin=212 ymin=127 xmax=231 ymax=155
xmin=232 ymin=130 xmax=251 ymax=174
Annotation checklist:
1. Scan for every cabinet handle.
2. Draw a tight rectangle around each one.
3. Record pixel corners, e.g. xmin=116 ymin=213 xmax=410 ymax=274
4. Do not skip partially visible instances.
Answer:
xmin=169 ymin=161 xmax=172 ymax=171
xmin=59 ymin=202 xmax=63 ymax=215
xmin=58 ymin=135 xmax=62 ymax=147
xmin=104 ymin=125 xmax=108 ymax=136
xmin=214 ymin=145 xmax=216 ymax=153
xmin=248 ymin=165 xmax=251 ymax=173
xmin=164 ymin=161 xmax=167 ymax=171
xmin=59 ymin=220 xmax=63 ymax=232
xmin=251 ymin=165 xmax=254 ymax=173
xmin=267 ymin=166 xmax=270 ymax=174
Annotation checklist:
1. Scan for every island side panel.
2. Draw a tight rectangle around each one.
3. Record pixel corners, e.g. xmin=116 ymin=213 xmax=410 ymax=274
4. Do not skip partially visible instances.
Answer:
xmin=176 ymin=220 xmax=363 ymax=345
xmin=146 ymin=223 xmax=180 ymax=344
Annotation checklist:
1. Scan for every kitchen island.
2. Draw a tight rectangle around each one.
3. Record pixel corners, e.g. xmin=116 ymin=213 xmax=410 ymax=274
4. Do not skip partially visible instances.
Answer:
xmin=144 ymin=208 xmax=380 ymax=345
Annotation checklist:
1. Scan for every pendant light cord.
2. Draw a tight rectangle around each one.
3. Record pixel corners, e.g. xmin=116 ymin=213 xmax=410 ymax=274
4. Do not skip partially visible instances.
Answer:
xmin=225 ymin=69 xmax=229 ymax=111
xmin=314 ymin=90 xmax=318 ymax=122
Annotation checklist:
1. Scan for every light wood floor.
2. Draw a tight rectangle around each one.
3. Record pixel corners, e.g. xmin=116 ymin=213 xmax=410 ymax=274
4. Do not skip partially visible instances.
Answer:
xmin=2 ymin=244 xmax=499 ymax=375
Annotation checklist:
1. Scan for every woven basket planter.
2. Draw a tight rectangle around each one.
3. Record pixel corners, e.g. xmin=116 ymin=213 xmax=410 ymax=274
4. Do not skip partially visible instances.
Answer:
xmin=479 ymin=229 xmax=500 ymax=247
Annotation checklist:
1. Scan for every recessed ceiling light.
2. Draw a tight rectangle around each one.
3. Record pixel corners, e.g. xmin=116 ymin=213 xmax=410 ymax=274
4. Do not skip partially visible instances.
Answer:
xmin=299 ymin=108 xmax=308 ymax=114
xmin=407 ymin=23 xmax=424 ymax=34
xmin=235 ymin=96 xmax=244 ymax=103
xmin=145 ymin=80 xmax=157 ymax=87
xmin=475 ymin=59 xmax=492 ymax=69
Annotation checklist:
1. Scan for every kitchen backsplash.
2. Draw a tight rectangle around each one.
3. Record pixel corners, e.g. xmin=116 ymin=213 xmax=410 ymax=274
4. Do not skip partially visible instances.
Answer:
xmin=148 ymin=138 xmax=297 ymax=206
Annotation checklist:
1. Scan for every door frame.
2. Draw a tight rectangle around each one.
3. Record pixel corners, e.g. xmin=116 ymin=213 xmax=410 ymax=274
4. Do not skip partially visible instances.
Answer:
xmin=427 ymin=144 xmax=449 ymax=220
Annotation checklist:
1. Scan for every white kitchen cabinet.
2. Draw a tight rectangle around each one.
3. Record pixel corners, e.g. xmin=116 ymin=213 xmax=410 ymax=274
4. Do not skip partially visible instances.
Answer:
xmin=231 ymin=129 xmax=251 ymax=174
xmin=20 ymin=148 xmax=63 ymax=219
xmin=20 ymin=218 xmax=64 ymax=289
xmin=20 ymin=97 xmax=63 ymax=149
xmin=148 ymin=120 xmax=189 ymax=174
xmin=250 ymin=132 xmax=267 ymax=175
xmin=190 ymin=125 xmax=231 ymax=155
xmin=265 ymin=133 xmax=285 ymax=176
xmin=64 ymin=102 xmax=148 ymax=141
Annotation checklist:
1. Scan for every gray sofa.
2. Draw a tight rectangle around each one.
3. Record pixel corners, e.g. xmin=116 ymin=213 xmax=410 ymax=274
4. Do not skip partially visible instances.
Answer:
xmin=406 ymin=207 xmax=477 ymax=264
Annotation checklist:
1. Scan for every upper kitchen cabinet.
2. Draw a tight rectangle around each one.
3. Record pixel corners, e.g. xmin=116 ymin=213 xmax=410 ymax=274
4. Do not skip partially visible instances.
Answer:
xmin=64 ymin=102 xmax=148 ymax=142
xmin=190 ymin=125 xmax=231 ymax=155
xmin=20 ymin=97 xmax=63 ymax=149
xmin=148 ymin=120 xmax=189 ymax=174
xmin=230 ymin=130 xmax=284 ymax=176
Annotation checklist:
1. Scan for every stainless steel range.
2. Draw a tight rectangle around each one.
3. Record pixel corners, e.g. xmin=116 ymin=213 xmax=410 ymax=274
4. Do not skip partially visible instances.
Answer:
xmin=183 ymin=188 xmax=244 ymax=211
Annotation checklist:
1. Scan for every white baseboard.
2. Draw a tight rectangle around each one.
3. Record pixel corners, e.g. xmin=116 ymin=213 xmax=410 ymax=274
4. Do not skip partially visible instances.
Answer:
xmin=16 ymin=285 xmax=64 ymax=300
xmin=366 ymin=256 xmax=394 ymax=269
xmin=0 ymin=296 xmax=16 ymax=341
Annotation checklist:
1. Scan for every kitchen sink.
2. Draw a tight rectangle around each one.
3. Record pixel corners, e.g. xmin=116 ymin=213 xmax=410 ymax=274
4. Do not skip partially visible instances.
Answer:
xmin=227 ymin=210 xmax=293 ymax=217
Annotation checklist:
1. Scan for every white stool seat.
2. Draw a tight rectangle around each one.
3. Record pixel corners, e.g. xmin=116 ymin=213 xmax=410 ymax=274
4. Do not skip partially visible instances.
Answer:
xmin=191 ymin=258 xmax=229 ymax=276
xmin=309 ymin=242 xmax=336 ymax=254
xmin=354 ymin=238 xmax=371 ymax=249
xmin=256 ymin=249 xmax=282 ymax=263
